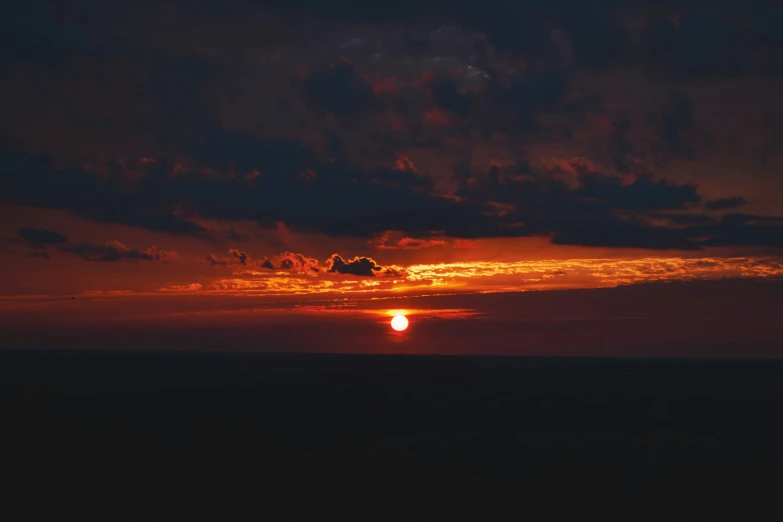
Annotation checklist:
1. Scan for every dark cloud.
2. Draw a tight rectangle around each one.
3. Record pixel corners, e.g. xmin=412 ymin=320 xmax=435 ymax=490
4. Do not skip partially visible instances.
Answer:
xmin=326 ymin=254 xmax=400 ymax=277
xmin=703 ymin=213 xmax=783 ymax=247
xmin=224 ymin=229 xmax=249 ymax=242
xmin=204 ymin=249 xmax=252 ymax=267
xmin=59 ymin=241 xmax=176 ymax=263
xmin=205 ymin=249 xmax=395 ymax=275
xmin=258 ymin=252 xmax=321 ymax=273
xmin=550 ymin=218 xmax=701 ymax=250
xmin=0 ymin=137 xmax=499 ymax=240
xmin=706 ymin=197 xmax=747 ymax=211
xmin=656 ymin=93 xmax=695 ymax=160
xmin=427 ymin=76 xmax=475 ymax=119
xmin=2 ymin=0 xmax=783 ymax=253
xmin=576 ymin=171 xmax=700 ymax=210
xmin=304 ymin=58 xmax=380 ymax=118
xmin=204 ymin=254 xmax=228 ymax=267
xmin=17 ymin=226 xmax=68 ymax=245
xmin=451 ymin=157 xmax=783 ymax=249
xmin=13 ymin=225 xmax=177 ymax=263
xmin=228 ymin=249 xmax=250 ymax=266
xmin=4 ymin=138 xmax=781 ymax=249
xmin=0 ymin=3 xmax=109 ymax=65
xmin=262 ymin=0 xmax=781 ymax=77
xmin=602 ymin=118 xmax=643 ymax=174
xmin=644 ymin=11 xmax=758 ymax=79
xmin=456 ymin=158 xmax=700 ymax=214
xmin=549 ymin=4 xmax=629 ymax=70
xmin=758 ymin=110 xmax=780 ymax=164
xmin=596 ymin=94 xmax=706 ymax=174
xmin=0 ymin=150 xmax=209 ymax=237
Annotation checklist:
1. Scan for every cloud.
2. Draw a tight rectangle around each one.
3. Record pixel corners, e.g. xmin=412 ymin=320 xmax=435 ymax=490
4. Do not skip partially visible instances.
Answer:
xmin=372 ymin=234 xmax=450 ymax=250
xmin=303 ymin=57 xmax=380 ymax=118
xmin=228 ymin=249 xmax=250 ymax=266
xmin=452 ymin=157 xmax=709 ymax=248
xmin=205 ymin=249 xmax=398 ymax=276
xmin=656 ymin=93 xmax=695 ymax=160
xmin=702 ymin=214 xmax=783 ymax=248
xmin=0 ymin=150 xmax=209 ymax=237
xmin=644 ymin=12 xmax=756 ymax=78
xmin=2 ymin=0 xmax=783 ymax=255
xmin=224 ymin=228 xmax=249 ymax=242
xmin=11 ymin=226 xmax=176 ymax=263
xmin=706 ymin=197 xmax=746 ymax=211
xmin=4 ymin=141 xmax=782 ymax=250
xmin=204 ymin=249 xmax=251 ymax=267
xmin=59 ymin=240 xmax=177 ymax=263
xmin=258 ymin=252 xmax=321 ymax=273
xmin=17 ymin=226 xmax=68 ymax=245
xmin=576 ymin=171 xmax=700 ymax=210
xmin=326 ymin=254 xmax=401 ymax=276
xmin=157 ymin=256 xmax=783 ymax=297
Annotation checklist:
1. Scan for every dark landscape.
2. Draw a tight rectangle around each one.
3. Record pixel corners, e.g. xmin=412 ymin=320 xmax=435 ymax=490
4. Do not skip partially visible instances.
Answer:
xmin=3 ymin=350 xmax=783 ymax=521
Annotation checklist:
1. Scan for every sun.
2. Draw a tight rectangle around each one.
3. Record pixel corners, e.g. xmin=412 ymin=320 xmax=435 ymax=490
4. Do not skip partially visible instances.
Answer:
xmin=390 ymin=314 xmax=409 ymax=332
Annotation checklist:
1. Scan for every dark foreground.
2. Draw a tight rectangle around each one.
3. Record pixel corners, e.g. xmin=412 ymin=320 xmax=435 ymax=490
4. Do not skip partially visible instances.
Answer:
xmin=3 ymin=351 xmax=783 ymax=521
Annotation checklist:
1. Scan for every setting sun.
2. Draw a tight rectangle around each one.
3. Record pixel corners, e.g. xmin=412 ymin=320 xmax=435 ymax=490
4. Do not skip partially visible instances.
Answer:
xmin=391 ymin=315 xmax=409 ymax=332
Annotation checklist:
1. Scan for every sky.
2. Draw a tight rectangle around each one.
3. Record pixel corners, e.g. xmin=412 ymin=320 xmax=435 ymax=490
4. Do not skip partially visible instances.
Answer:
xmin=1 ymin=0 xmax=783 ymax=355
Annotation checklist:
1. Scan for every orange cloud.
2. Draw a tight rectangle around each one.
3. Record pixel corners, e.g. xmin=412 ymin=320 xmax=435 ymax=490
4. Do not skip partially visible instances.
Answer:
xmin=394 ymin=155 xmax=417 ymax=172
xmin=158 ymin=256 xmax=783 ymax=299
xmin=373 ymin=234 xmax=449 ymax=250
xmin=258 ymin=252 xmax=321 ymax=273
xmin=204 ymin=250 xmax=401 ymax=278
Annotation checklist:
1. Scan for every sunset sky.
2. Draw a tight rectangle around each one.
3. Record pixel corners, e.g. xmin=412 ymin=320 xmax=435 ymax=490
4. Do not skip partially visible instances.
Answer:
xmin=2 ymin=0 xmax=782 ymax=355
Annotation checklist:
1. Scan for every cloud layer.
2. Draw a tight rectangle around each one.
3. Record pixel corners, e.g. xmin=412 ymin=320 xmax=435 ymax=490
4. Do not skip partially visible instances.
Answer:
xmin=204 ymin=249 xmax=399 ymax=277
xmin=9 ymin=227 xmax=177 ymax=263
xmin=1 ymin=0 xmax=782 ymax=264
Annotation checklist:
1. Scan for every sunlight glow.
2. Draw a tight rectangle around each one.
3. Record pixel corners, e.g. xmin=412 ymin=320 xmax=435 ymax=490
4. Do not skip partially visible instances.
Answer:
xmin=391 ymin=314 xmax=409 ymax=331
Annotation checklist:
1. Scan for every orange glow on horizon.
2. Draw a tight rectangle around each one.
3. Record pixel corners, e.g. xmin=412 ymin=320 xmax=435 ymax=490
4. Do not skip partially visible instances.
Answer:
xmin=2 ymin=255 xmax=782 ymax=302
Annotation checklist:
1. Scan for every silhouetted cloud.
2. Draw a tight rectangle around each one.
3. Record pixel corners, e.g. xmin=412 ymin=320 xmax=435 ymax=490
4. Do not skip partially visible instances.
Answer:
xmin=204 ymin=249 xmax=251 ymax=267
xmin=706 ymin=197 xmax=747 ymax=211
xmin=205 ymin=249 xmax=397 ymax=276
xmin=59 ymin=241 xmax=177 ymax=263
xmin=5 ymin=138 xmax=783 ymax=249
xmin=703 ymin=214 xmax=783 ymax=247
xmin=14 ymin=225 xmax=177 ymax=263
xmin=326 ymin=254 xmax=400 ymax=276
xmin=17 ymin=226 xmax=68 ymax=245
xmin=259 ymin=252 xmax=321 ymax=273
xmin=12 ymin=227 xmax=177 ymax=262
